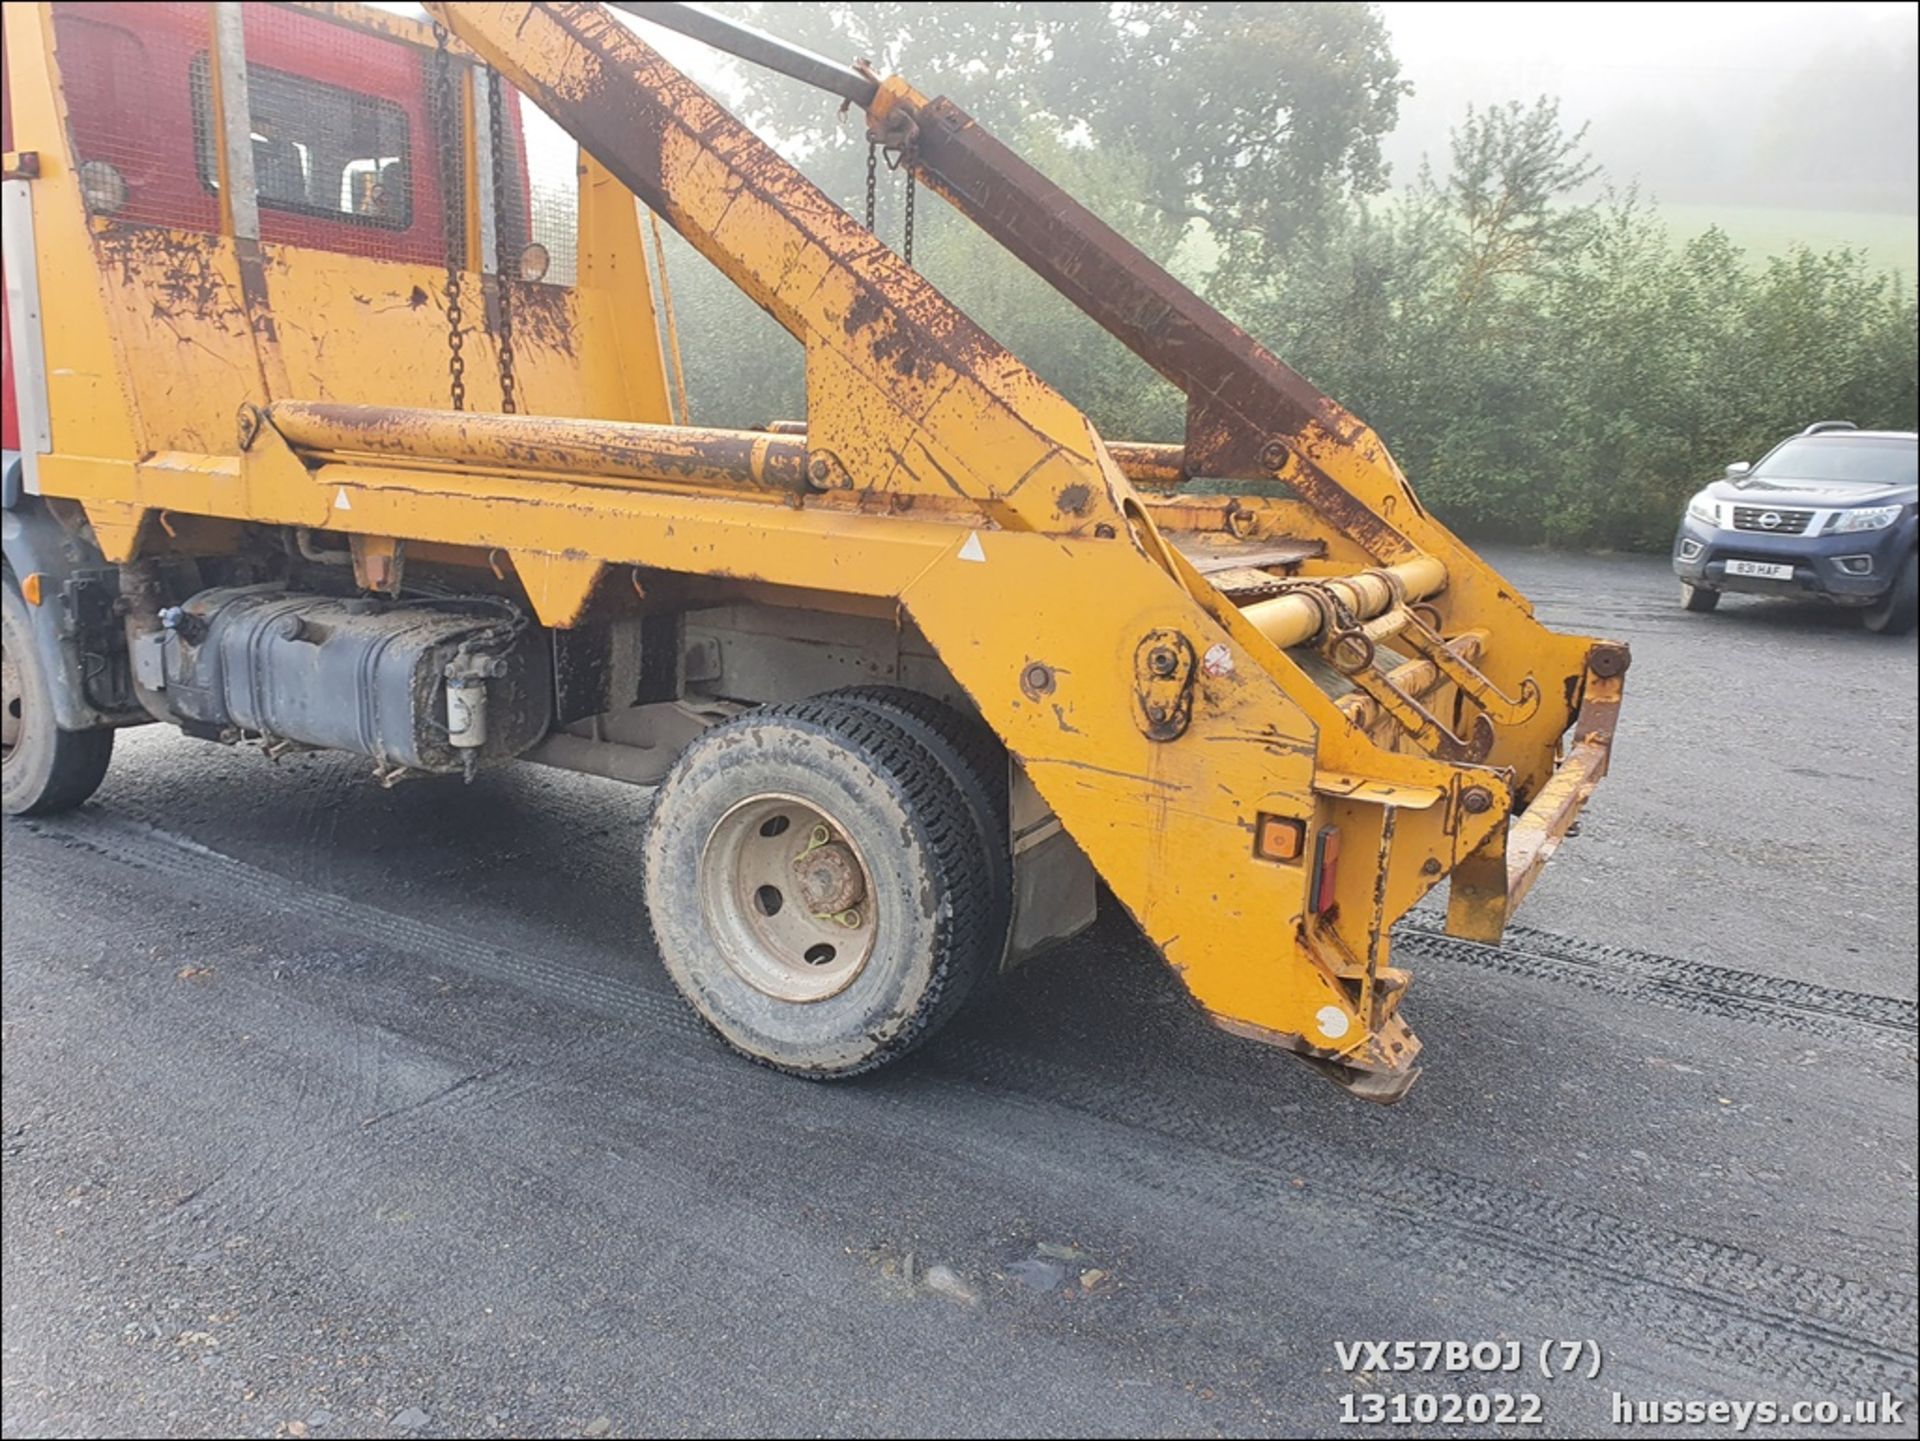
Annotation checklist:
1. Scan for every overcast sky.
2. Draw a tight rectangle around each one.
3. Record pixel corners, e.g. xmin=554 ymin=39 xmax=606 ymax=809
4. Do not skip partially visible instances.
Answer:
xmin=529 ymin=3 xmax=1920 ymax=215
xmin=1374 ymin=1 xmax=1918 ymax=206
xmin=620 ymin=1 xmax=1919 ymax=211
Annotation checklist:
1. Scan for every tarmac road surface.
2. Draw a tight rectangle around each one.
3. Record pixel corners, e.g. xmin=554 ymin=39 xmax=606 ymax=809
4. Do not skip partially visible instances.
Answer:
xmin=3 ymin=547 xmax=1915 ymax=1438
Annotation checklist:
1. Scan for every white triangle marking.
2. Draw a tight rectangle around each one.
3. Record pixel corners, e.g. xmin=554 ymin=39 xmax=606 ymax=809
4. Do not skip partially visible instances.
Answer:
xmin=333 ymin=487 xmax=353 ymax=511
xmin=958 ymin=531 xmax=986 ymax=563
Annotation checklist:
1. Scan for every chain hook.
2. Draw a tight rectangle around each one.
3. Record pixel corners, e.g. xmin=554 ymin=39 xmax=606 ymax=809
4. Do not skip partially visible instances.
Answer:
xmin=487 ymin=69 xmax=520 ymax=415
xmin=864 ymin=139 xmax=878 ymax=233
xmin=903 ymin=167 xmax=916 ymax=267
xmin=428 ymin=22 xmax=467 ymax=411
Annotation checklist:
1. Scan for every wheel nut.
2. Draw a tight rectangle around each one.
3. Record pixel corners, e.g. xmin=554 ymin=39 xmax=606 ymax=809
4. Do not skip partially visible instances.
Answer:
xmin=793 ymin=841 xmax=865 ymax=915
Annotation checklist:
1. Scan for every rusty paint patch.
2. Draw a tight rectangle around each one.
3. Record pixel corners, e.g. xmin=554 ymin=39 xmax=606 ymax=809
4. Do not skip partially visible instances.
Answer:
xmin=95 ymin=225 xmax=244 ymax=331
xmin=506 ymin=279 xmax=576 ymax=357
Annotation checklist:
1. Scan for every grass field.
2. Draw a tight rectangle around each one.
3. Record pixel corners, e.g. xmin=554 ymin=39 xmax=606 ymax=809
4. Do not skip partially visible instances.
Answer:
xmin=1657 ymin=203 xmax=1916 ymax=280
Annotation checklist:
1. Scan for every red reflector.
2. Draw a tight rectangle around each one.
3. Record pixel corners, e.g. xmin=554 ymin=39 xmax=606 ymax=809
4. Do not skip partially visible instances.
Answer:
xmin=1308 ymin=827 xmax=1341 ymax=915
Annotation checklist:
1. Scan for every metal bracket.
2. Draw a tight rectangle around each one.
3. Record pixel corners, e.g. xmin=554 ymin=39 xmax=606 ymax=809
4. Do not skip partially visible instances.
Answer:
xmin=1321 ymin=614 xmax=1494 ymax=763
xmin=1132 ymin=628 xmax=1196 ymax=741
xmin=350 ymin=534 xmax=407 ymax=596
xmin=1394 ymin=609 xmax=1540 ymax=725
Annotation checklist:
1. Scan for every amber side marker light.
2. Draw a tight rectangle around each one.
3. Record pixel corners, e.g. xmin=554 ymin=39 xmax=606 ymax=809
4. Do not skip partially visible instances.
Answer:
xmin=1255 ymin=813 xmax=1306 ymax=863
xmin=21 ymin=573 xmax=45 ymax=607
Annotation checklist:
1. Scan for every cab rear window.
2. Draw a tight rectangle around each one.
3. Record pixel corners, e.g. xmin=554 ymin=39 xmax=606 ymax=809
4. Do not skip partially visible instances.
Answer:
xmin=189 ymin=53 xmax=412 ymax=229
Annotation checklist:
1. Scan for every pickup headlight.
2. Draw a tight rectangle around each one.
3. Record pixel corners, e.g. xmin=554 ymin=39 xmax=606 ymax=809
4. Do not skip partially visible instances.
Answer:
xmin=1828 ymin=505 xmax=1903 ymax=534
xmin=1685 ymin=492 xmax=1723 ymax=528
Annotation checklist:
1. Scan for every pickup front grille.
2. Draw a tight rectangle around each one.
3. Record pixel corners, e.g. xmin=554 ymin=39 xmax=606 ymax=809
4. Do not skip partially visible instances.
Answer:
xmin=1731 ymin=506 xmax=1813 ymax=535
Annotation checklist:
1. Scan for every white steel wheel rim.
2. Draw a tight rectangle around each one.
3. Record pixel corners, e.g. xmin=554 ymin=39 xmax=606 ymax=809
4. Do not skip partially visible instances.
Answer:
xmin=698 ymin=793 xmax=879 ymax=1003
xmin=1 ymin=632 xmax=22 ymax=763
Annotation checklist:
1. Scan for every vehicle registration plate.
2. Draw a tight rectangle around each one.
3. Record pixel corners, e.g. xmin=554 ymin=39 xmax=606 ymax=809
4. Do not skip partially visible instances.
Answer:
xmin=1725 ymin=560 xmax=1794 ymax=580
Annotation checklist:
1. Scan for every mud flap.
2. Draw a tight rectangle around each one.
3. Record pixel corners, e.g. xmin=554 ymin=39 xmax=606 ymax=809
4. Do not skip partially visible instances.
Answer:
xmin=0 ymin=491 xmax=128 ymax=730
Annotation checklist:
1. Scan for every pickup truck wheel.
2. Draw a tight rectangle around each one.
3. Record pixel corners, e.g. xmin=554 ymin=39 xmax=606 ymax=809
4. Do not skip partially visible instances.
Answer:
xmin=1861 ymin=553 xmax=1917 ymax=636
xmin=1679 ymin=581 xmax=1719 ymax=613
xmin=2 ymin=577 xmax=114 ymax=817
xmin=643 ymin=699 xmax=994 ymax=1077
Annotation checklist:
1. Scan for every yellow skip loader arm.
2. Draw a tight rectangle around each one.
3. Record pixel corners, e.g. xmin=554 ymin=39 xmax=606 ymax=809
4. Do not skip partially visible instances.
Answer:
xmin=1 ymin=0 xmax=1625 ymax=1102
xmin=430 ymin=1 xmax=1627 ymax=1097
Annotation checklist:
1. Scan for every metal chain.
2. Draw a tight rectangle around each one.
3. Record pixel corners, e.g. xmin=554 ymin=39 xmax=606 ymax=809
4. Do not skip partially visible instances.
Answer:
xmin=902 ymin=167 xmax=916 ymax=267
xmin=429 ymin=23 xmax=466 ymax=411
xmin=486 ymin=71 xmax=519 ymax=415
xmin=864 ymin=140 xmax=878 ymax=232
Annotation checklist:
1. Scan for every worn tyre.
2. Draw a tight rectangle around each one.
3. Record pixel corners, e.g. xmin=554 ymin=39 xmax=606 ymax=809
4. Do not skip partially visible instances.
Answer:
xmin=1679 ymin=581 xmax=1719 ymax=613
xmin=827 ymin=686 xmax=1007 ymax=810
xmin=1862 ymin=552 xmax=1917 ymax=636
xmin=822 ymin=686 xmax=1012 ymax=966
xmin=642 ymin=699 xmax=995 ymax=1077
xmin=2 ymin=575 xmax=113 ymax=817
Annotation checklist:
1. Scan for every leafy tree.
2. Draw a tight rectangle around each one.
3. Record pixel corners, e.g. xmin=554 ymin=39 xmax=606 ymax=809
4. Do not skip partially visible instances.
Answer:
xmin=1437 ymin=98 xmax=1600 ymax=306
xmin=717 ymin=1 xmax=1407 ymax=249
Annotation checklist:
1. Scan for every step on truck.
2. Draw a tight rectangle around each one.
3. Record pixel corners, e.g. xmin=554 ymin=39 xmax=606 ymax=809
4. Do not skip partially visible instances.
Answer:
xmin=1 ymin=1 xmax=1628 ymax=1101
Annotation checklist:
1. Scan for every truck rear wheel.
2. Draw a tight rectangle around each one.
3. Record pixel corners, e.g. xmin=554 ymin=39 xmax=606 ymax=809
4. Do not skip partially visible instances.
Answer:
xmin=643 ymin=699 xmax=995 ymax=1076
xmin=2 ymin=577 xmax=114 ymax=816
xmin=1862 ymin=552 xmax=1917 ymax=636
xmin=822 ymin=686 xmax=1012 ymax=967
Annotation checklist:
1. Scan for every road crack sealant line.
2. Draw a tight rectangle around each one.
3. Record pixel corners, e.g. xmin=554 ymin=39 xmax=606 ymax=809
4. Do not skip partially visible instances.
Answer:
xmin=10 ymin=814 xmax=1918 ymax=1404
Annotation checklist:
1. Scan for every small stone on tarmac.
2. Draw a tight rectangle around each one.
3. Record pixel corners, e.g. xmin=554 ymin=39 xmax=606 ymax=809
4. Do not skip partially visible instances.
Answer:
xmin=922 ymin=1264 xmax=977 ymax=1304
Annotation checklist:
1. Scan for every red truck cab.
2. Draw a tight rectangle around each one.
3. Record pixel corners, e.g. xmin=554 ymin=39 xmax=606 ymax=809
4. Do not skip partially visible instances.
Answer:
xmin=5 ymin=0 xmax=543 ymax=474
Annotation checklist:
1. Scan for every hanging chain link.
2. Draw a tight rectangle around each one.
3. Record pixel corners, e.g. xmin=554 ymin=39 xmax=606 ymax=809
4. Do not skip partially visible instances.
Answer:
xmin=867 ymin=127 xmax=917 ymax=267
xmin=864 ymin=140 xmax=878 ymax=232
xmin=486 ymin=71 xmax=519 ymax=415
xmin=429 ymin=23 xmax=466 ymax=411
xmin=902 ymin=167 xmax=917 ymax=268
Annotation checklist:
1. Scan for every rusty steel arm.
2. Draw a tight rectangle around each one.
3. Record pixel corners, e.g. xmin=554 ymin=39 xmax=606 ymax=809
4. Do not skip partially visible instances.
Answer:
xmin=872 ymin=88 xmax=1346 ymax=486
xmin=874 ymin=85 xmax=1423 ymax=562
xmin=608 ymin=2 xmax=878 ymax=107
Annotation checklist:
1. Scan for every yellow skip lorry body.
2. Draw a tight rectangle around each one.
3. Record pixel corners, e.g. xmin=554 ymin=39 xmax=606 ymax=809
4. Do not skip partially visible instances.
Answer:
xmin=0 ymin=2 xmax=1627 ymax=1101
